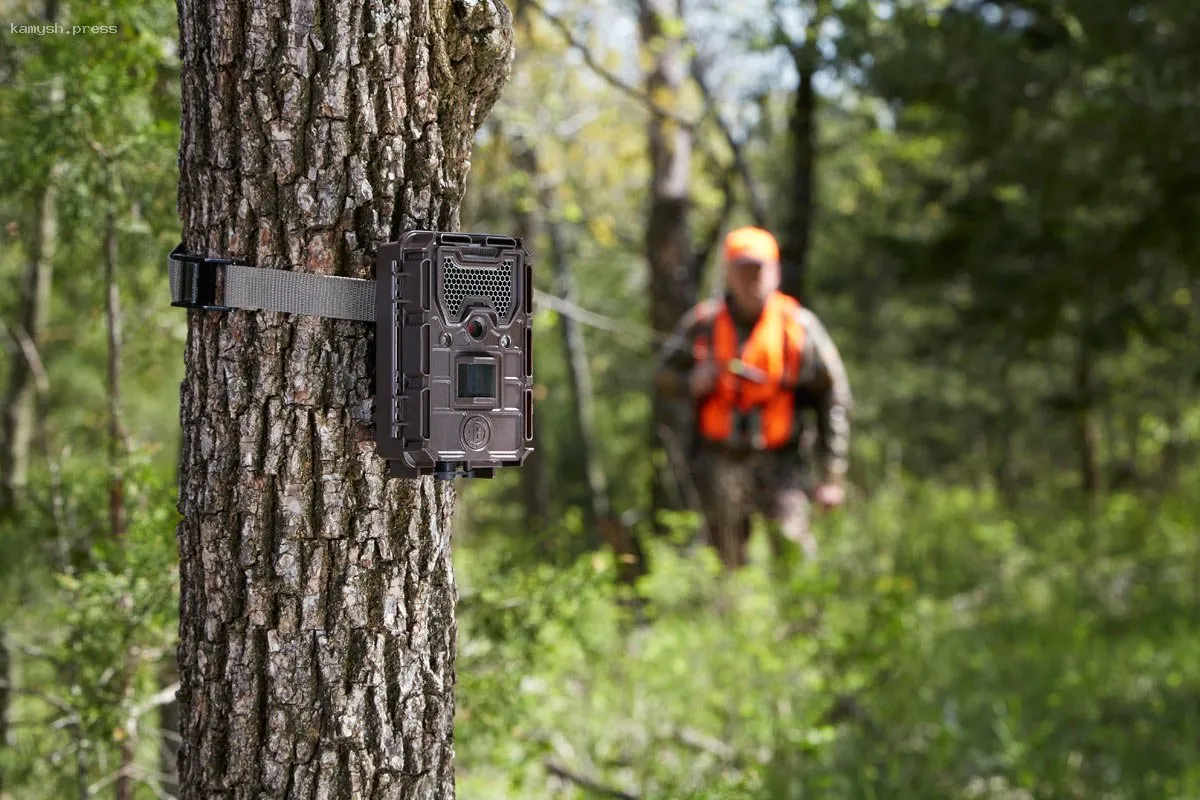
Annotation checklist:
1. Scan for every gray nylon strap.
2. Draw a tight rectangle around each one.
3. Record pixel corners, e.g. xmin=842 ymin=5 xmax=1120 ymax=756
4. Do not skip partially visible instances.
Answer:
xmin=168 ymin=252 xmax=376 ymax=322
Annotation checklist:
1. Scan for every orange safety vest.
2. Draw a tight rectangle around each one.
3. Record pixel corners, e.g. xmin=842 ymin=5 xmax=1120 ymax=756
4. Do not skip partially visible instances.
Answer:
xmin=693 ymin=291 xmax=806 ymax=450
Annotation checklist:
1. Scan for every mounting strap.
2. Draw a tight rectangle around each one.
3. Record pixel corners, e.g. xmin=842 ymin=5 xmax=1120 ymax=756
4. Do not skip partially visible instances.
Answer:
xmin=167 ymin=243 xmax=376 ymax=322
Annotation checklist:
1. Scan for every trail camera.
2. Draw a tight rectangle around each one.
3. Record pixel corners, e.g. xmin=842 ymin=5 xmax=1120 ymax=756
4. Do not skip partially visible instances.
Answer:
xmin=167 ymin=230 xmax=535 ymax=481
xmin=375 ymin=231 xmax=534 ymax=480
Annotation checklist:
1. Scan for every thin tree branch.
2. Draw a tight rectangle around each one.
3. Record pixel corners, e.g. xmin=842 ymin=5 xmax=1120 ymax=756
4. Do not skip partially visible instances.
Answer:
xmin=131 ymin=683 xmax=181 ymax=720
xmin=132 ymin=772 xmax=173 ymax=800
xmin=673 ymin=725 xmax=740 ymax=762
xmin=533 ymin=289 xmax=675 ymax=348
xmin=0 ymin=318 xmax=49 ymax=402
xmin=524 ymin=0 xmax=698 ymax=130
xmin=690 ymin=56 xmax=768 ymax=227
xmin=87 ymin=764 xmax=133 ymax=797
xmin=769 ymin=0 xmax=804 ymax=62
xmin=1 ymin=634 xmax=59 ymax=666
xmin=544 ymin=759 xmax=641 ymax=800
xmin=139 ymin=724 xmax=183 ymax=745
xmin=0 ymin=309 xmax=68 ymax=567
xmin=6 ymin=714 xmax=73 ymax=730
xmin=537 ymin=163 xmax=612 ymax=530
xmin=692 ymin=165 xmax=736 ymax=293
xmin=0 ymin=681 xmax=76 ymax=718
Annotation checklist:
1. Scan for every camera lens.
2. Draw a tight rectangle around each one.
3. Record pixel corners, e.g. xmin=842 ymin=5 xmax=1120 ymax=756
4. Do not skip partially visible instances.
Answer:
xmin=467 ymin=319 xmax=485 ymax=340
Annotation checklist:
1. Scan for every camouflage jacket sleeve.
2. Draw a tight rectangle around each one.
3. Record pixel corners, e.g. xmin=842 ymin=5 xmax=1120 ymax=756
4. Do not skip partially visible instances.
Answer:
xmin=792 ymin=307 xmax=853 ymax=484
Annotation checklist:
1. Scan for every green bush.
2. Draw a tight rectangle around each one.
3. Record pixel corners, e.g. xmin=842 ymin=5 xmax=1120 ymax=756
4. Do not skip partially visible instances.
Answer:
xmin=455 ymin=469 xmax=1200 ymax=799
xmin=1 ymin=448 xmax=179 ymax=800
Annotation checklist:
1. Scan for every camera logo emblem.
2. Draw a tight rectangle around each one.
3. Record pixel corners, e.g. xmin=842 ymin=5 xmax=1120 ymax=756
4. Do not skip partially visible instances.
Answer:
xmin=463 ymin=415 xmax=491 ymax=450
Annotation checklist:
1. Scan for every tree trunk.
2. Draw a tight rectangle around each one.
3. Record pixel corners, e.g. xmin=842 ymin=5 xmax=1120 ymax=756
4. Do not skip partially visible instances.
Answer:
xmin=0 ymin=176 xmax=57 ymax=517
xmin=990 ymin=357 xmax=1019 ymax=506
xmin=1158 ymin=401 xmax=1183 ymax=492
xmin=778 ymin=1 xmax=828 ymax=305
xmin=0 ymin=165 xmax=58 ymax=797
xmin=779 ymin=65 xmax=814 ymax=304
xmin=101 ymin=204 xmax=138 ymax=800
xmin=0 ymin=4 xmax=62 ymax=777
xmin=1075 ymin=332 xmax=1101 ymax=497
xmin=161 ymin=433 xmax=186 ymax=799
xmin=508 ymin=139 xmax=550 ymax=542
xmin=173 ymin=1 xmax=513 ymax=797
xmin=542 ymin=191 xmax=609 ymax=550
xmin=104 ymin=206 xmax=127 ymax=546
xmin=639 ymin=0 xmax=696 ymax=536
xmin=692 ymin=167 xmax=736 ymax=298
xmin=0 ymin=635 xmax=7 ymax=793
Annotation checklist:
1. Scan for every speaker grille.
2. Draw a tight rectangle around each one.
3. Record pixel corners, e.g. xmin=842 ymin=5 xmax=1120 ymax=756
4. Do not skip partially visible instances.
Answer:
xmin=442 ymin=255 xmax=515 ymax=319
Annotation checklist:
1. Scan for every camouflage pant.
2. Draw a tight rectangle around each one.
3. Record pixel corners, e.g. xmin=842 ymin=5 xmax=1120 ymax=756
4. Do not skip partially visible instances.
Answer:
xmin=693 ymin=446 xmax=817 ymax=569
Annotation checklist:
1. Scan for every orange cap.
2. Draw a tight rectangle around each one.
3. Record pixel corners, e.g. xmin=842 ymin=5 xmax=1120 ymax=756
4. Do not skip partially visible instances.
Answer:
xmin=723 ymin=226 xmax=779 ymax=265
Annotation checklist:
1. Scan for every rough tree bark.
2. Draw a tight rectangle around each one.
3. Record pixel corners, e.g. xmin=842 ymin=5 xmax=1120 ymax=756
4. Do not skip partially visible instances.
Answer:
xmin=638 ymin=0 xmax=696 ymax=537
xmin=173 ymin=1 xmax=513 ymax=797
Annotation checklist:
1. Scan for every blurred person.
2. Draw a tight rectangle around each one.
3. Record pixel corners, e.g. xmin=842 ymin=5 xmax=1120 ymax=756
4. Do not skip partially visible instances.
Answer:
xmin=654 ymin=226 xmax=852 ymax=569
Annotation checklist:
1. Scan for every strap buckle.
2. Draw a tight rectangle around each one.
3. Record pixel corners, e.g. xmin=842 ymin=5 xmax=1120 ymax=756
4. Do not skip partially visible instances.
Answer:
xmin=170 ymin=243 xmax=234 ymax=311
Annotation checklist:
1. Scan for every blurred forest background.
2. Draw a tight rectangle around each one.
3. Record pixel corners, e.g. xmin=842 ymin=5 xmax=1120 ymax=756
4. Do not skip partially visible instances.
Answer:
xmin=2 ymin=0 xmax=1199 ymax=797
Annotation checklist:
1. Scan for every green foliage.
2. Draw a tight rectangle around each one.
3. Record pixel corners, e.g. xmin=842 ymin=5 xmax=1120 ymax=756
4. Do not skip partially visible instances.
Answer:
xmin=449 ymin=4 xmax=1200 ymax=794
xmin=2 ymin=447 xmax=179 ymax=799
xmin=456 ymin=469 xmax=1200 ymax=799
xmin=0 ymin=4 xmax=181 ymax=796
xmin=1 ymin=0 xmax=183 ymax=474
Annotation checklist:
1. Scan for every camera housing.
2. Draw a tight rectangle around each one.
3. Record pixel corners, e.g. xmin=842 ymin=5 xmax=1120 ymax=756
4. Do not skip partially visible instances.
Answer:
xmin=375 ymin=230 xmax=535 ymax=479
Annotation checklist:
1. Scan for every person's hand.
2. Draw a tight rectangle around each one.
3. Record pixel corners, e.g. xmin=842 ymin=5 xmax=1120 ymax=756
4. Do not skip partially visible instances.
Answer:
xmin=813 ymin=482 xmax=845 ymax=512
xmin=689 ymin=361 xmax=721 ymax=397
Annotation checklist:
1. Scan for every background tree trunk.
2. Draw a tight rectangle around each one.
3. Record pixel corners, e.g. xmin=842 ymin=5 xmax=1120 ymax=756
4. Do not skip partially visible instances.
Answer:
xmin=0 ymin=164 xmax=58 ymax=795
xmin=160 ymin=432 xmax=186 ymax=799
xmin=0 ymin=176 xmax=56 ymax=517
xmin=777 ymin=0 xmax=828 ymax=304
xmin=540 ymin=190 xmax=609 ymax=552
xmin=102 ymin=201 xmax=136 ymax=800
xmin=780 ymin=64 xmax=815 ymax=304
xmin=639 ymin=0 xmax=696 ymax=536
xmin=1075 ymin=329 xmax=1101 ymax=497
xmin=0 ymin=634 xmax=7 ymax=795
xmin=104 ymin=205 xmax=127 ymax=547
xmin=173 ymin=1 xmax=513 ymax=797
xmin=508 ymin=139 xmax=551 ymax=543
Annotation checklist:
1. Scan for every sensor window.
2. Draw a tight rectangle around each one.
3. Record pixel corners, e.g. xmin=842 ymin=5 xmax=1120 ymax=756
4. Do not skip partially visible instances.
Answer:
xmin=457 ymin=361 xmax=496 ymax=400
